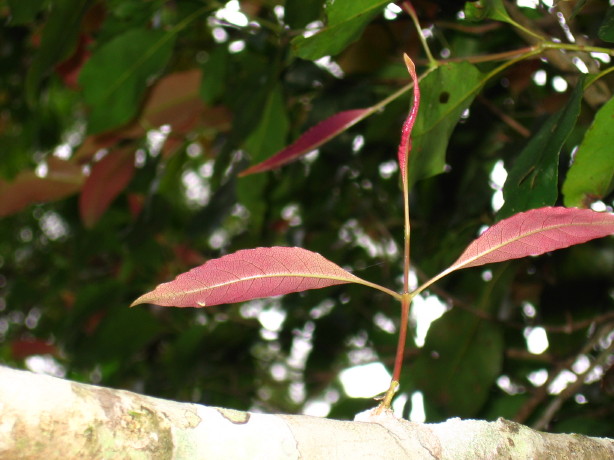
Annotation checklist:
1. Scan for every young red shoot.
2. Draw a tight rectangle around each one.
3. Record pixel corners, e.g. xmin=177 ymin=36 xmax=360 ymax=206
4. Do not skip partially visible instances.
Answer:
xmin=397 ymin=54 xmax=420 ymax=189
xmin=131 ymin=52 xmax=614 ymax=418
xmin=378 ymin=53 xmax=421 ymax=413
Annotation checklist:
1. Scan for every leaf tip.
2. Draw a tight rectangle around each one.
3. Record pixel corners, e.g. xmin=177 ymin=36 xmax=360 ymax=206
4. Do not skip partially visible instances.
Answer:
xmin=403 ymin=53 xmax=415 ymax=74
xmin=129 ymin=294 xmax=148 ymax=308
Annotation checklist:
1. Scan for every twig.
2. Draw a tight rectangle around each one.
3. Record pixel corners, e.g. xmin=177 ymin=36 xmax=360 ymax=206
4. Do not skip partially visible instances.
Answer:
xmin=503 ymin=0 xmax=611 ymax=107
xmin=477 ymin=95 xmax=531 ymax=138
xmin=506 ymin=348 xmax=554 ymax=363
xmin=415 ymin=267 xmax=614 ymax=334
xmin=513 ymin=357 xmax=565 ymax=424
xmin=401 ymin=1 xmax=437 ymax=68
xmin=433 ymin=20 xmax=502 ymax=35
xmin=415 ymin=46 xmax=535 ymax=66
xmin=513 ymin=322 xmax=614 ymax=425
xmin=532 ymin=323 xmax=614 ymax=431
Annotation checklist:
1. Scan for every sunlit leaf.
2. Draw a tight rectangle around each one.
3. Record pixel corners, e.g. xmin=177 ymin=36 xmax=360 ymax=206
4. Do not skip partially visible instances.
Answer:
xmin=239 ymin=108 xmax=370 ymax=176
xmin=79 ymin=149 xmax=136 ymax=228
xmin=445 ymin=207 xmax=614 ymax=273
xmin=498 ymin=80 xmax=584 ymax=218
xmin=292 ymin=0 xmax=389 ymax=60
xmin=563 ymin=95 xmax=614 ymax=207
xmin=131 ymin=247 xmax=368 ymax=308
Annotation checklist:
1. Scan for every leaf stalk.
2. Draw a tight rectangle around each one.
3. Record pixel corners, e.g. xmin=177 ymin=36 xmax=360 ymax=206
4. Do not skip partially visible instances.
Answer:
xmin=401 ymin=1 xmax=438 ymax=69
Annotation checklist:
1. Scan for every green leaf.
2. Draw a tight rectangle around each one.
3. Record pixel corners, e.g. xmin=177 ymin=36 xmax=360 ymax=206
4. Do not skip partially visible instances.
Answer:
xmin=25 ymin=0 xmax=92 ymax=105
xmin=563 ymin=95 xmax=614 ymax=207
xmin=285 ymin=0 xmax=323 ymax=29
xmin=464 ymin=0 xmax=515 ymax=24
xmin=79 ymin=28 xmax=175 ymax=134
xmin=410 ymin=264 xmax=513 ymax=418
xmin=200 ymin=46 xmax=228 ymax=104
xmin=598 ymin=6 xmax=614 ymax=42
xmin=409 ymin=62 xmax=483 ymax=186
xmin=244 ymin=86 xmax=289 ymax=163
xmin=85 ymin=307 xmax=163 ymax=364
xmin=411 ymin=308 xmax=504 ymax=417
xmin=7 ymin=0 xmax=47 ymax=24
xmin=292 ymin=0 xmax=388 ymax=60
xmin=238 ymin=85 xmax=289 ymax=232
xmin=498 ymin=80 xmax=584 ymax=218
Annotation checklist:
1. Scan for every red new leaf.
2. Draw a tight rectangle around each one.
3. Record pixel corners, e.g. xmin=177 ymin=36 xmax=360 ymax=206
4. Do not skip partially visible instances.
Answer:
xmin=0 ymin=157 xmax=84 ymax=217
xmin=131 ymin=247 xmax=370 ymax=308
xmin=239 ymin=109 xmax=370 ymax=176
xmin=397 ymin=54 xmax=420 ymax=185
xmin=79 ymin=149 xmax=135 ymax=228
xmin=418 ymin=207 xmax=614 ymax=293
xmin=11 ymin=338 xmax=58 ymax=360
xmin=450 ymin=207 xmax=614 ymax=271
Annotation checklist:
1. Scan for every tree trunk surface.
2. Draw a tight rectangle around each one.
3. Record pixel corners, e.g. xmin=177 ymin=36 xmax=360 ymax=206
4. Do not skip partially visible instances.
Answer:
xmin=0 ymin=365 xmax=612 ymax=459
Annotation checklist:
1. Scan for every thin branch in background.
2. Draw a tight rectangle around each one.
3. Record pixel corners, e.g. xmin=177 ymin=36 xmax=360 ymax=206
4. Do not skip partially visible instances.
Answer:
xmin=553 ymin=0 xmax=601 ymax=75
xmin=532 ymin=323 xmax=614 ymax=431
xmin=513 ymin=358 xmax=567 ymax=424
xmin=415 ymin=46 xmax=536 ymax=66
xmin=433 ymin=20 xmax=502 ymax=35
xmin=477 ymin=95 xmax=531 ymax=138
xmin=513 ymin=322 xmax=614 ymax=425
xmin=503 ymin=0 xmax=612 ymax=107
xmin=544 ymin=311 xmax=614 ymax=334
xmin=506 ymin=348 xmax=554 ymax=363
xmin=415 ymin=267 xmax=614 ymax=334
xmin=400 ymin=1 xmax=437 ymax=67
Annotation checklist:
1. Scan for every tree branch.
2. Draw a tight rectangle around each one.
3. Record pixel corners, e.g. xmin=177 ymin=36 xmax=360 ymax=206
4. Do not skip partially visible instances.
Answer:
xmin=1 ymin=366 xmax=612 ymax=459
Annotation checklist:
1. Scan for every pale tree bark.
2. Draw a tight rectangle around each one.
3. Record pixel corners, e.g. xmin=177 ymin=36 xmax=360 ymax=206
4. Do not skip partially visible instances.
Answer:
xmin=1 ymin=365 xmax=612 ymax=459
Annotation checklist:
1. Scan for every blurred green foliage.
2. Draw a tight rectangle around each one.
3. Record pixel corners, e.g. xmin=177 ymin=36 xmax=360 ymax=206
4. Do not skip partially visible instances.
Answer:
xmin=0 ymin=0 xmax=612 ymax=436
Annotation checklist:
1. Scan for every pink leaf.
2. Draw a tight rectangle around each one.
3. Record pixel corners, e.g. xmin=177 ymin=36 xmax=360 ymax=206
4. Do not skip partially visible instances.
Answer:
xmin=79 ymin=149 xmax=136 ymax=228
xmin=397 ymin=54 xmax=420 ymax=185
xmin=0 ymin=157 xmax=84 ymax=217
xmin=448 ymin=207 xmax=614 ymax=272
xmin=131 ymin=247 xmax=366 ymax=308
xmin=239 ymin=109 xmax=370 ymax=176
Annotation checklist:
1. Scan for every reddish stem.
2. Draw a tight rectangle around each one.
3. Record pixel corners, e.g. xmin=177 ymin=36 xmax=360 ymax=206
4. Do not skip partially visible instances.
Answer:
xmin=377 ymin=54 xmax=421 ymax=412
xmin=392 ymin=295 xmax=411 ymax=383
